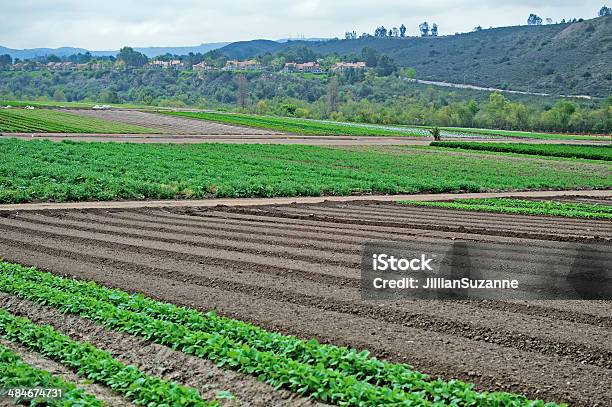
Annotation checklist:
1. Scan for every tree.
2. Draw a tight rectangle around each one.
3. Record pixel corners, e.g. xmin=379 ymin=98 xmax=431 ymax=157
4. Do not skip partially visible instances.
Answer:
xmin=431 ymin=23 xmax=438 ymax=37
xmin=374 ymin=26 xmax=387 ymax=37
xmin=599 ymin=5 xmax=611 ymax=16
xmin=236 ymin=75 xmax=247 ymax=109
xmin=376 ymin=54 xmax=396 ymax=76
xmin=361 ymin=47 xmax=379 ymax=67
xmin=474 ymin=25 xmax=483 ymax=31
xmin=0 ymin=54 xmax=11 ymax=67
xmin=327 ymin=77 xmax=339 ymax=113
xmin=391 ymin=27 xmax=399 ymax=37
xmin=399 ymin=24 xmax=407 ymax=37
xmin=527 ymin=14 xmax=543 ymax=25
xmin=419 ymin=22 xmax=430 ymax=37
xmin=545 ymin=18 xmax=553 ymax=24
xmin=117 ymin=46 xmax=148 ymax=68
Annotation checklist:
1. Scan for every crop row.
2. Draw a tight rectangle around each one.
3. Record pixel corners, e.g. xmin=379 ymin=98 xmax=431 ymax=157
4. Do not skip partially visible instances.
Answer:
xmin=399 ymin=198 xmax=612 ymax=219
xmin=0 ymin=109 xmax=157 ymax=133
xmin=0 ymin=261 xmax=565 ymax=407
xmin=164 ymin=111 xmax=428 ymax=137
xmin=0 ymin=343 xmax=102 ymax=406
xmin=436 ymin=126 xmax=606 ymax=141
xmin=0 ymin=306 xmax=213 ymax=406
xmin=430 ymin=141 xmax=612 ymax=161
xmin=2 ymin=138 xmax=611 ymax=204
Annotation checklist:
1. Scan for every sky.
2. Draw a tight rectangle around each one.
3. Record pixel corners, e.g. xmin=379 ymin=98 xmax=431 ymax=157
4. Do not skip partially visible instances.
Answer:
xmin=0 ymin=0 xmax=606 ymax=50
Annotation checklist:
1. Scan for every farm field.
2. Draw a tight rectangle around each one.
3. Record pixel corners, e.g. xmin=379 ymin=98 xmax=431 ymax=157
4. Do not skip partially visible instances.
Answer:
xmin=0 ymin=199 xmax=609 ymax=406
xmin=436 ymin=126 xmax=611 ymax=141
xmin=164 ymin=110 xmax=608 ymax=140
xmin=399 ymin=197 xmax=612 ymax=219
xmin=430 ymin=141 xmax=612 ymax=161
xmin=0 ymin=108 xmax=158 ymax=134
xmin=1 ymin=138 xmax=611 ymax=203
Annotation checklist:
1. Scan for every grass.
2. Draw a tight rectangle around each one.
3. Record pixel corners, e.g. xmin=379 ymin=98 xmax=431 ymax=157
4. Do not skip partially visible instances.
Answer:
xmin=399 ymin=198 xmax=612 ymax=219
xmin=164 ymin=111 xmax=429 ymax=136
xmin=0 ymin=109 xmax=158 ymax=133
xmin=0 ymin=261 xmax=566 ymax=406
xmin=0 ymin=139 xmax=610 ymax=203
xmin=430 ymin=141 xmax=612 ymax=161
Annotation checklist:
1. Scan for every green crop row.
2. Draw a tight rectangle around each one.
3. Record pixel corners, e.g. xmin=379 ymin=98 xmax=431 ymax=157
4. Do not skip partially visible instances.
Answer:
xmin=436 ymin=126 xmax=608 ymax=141
xmin=0 ymin=343 xmax=102 ymax=406
xmin=0 ymin=109 xmax=158 ymax=134
xmin=399 ymin=198 xmax=612 ymax=219
xmin=163 ymin=111 xmax=427 ymax=136
xmin=0 ymin=308 xmax=211 ymax=406
xmin=430 ymin=141 xmax=612 ymax=161
xmin=1 ymin=138 xmax=611 ymax=204
xmin=0 ymin=262 xmax=566 ymax=407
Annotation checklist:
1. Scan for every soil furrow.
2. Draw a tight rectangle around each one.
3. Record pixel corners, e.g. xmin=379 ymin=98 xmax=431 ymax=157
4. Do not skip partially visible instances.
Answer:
xmin=0 ymin=246 xmax=607 ymax=407
xmin=0 ymin=233 xmax=609 ymax=369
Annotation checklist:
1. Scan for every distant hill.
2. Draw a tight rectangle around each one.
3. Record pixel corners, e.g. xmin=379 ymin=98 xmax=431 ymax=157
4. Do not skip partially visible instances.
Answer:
xmin=217 ymin=40 xmax=281 ymax=60
xmin=0 ymin=43 xmax=229 ymax=59
xmin=218 ymin=17 xmax=612 ymax=97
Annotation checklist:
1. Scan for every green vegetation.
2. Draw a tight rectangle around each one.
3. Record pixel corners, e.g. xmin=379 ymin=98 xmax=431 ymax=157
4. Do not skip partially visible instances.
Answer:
xmin=0 ymin=109 xmax=157 ymax=133
xmin=0 ymin=344 xmax=102 ymax=406
xmin=2 ymin=67 xmax=611 ymax=134
xmin=431 ymin=141 xmax=612 ymax=161
xmin=0 ymin=261 xmax=566 ymax=406
xmin=0 ymin=99 xmax=158 ymax=110
xmin=1 ymin=139 xmax=611 ymax=203
xmin=399 ymin=198 xmax=612 ymax=219
xmin=437 ymin=126 xmax=608 ymax=141
xmin=0 ymin=308 xmax=210 ymax=406
xmin=165 ymin=111 xmax=426 ymax=136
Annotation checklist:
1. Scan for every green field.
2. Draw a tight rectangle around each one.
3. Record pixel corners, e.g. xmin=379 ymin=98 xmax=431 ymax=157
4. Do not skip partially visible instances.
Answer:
xmin=164 ymin=111 xmax=429 ymax=136
xmin=399 ymin=198 xmax=612 ymax=219
xmin=436 ymin=126 xmax=610 ymax=141
xmin=0 ymin=99 xmax=159 ymax=110
xmin=0 ymin=109 xmax=158 ymax=133
xmin=0 ymin=261 xmax=565 ymax=406
xmin=0 ymin=139 xmax=610 ymax=204
xmin=430 ymin=141 xmax=612 ymax=161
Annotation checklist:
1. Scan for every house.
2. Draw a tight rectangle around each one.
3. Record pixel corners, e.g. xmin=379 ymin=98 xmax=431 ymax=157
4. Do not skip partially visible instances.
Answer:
xmin=223 ymin=60 xmax=262 ymax=71
xmin=149 ymin=60 xmax=184 ymax=69
xmin=283 ymin=61 xmax=325 ymax=74
xmin=330 ymin=61 xmax=367 ymax=72
xmin=192 ymin=61 xmax=217 ymax=71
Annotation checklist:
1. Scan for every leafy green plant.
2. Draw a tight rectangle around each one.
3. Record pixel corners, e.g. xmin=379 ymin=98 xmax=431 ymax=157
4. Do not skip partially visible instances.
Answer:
xmin=0 ymin=308 xmax=210 ymax=406
xmin=0 ymin=109 xmax=158 ymax=133
xmin=398 ymin=198 xmax=612 ymax=219
xmin=430 ymin=141 xmax=612 ymax=161
xmin=0 ymin=343 xmax=103 ymax=406
xmin=0 ymin=262 xmax=566 ymax=407
xmin=429 ymin=127 xmax=441 ymax=140
xmin=1 ymin=139 xmax=610 ymax=204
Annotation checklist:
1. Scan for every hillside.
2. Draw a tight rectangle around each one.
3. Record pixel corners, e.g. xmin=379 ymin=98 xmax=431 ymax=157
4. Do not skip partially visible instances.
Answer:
xmin=218 ymin=16 xmax=612 ymax=97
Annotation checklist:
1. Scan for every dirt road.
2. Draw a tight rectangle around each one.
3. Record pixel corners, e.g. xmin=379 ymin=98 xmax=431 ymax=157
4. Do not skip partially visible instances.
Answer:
xmin=0 ymin=200 xmax=609 ymax=406
xmin=1 ymin=189 xmax=610 ymax=211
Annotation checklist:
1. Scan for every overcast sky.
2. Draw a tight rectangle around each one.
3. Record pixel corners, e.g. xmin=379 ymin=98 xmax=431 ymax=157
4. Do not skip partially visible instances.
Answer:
xmin=0 ymin=0 xmax=606 ymax=50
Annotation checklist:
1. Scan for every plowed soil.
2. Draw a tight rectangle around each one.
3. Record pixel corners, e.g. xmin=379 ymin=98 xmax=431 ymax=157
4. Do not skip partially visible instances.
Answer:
xmin=63 ymin=109 xmax=286 ymax=135
xmin=0 ymin=201 xmax=610 ymax=406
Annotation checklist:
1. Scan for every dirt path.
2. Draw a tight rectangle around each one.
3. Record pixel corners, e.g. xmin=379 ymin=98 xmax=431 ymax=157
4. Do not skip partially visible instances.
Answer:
xmin=0 ymin=202 xmax=609 ymax=406
xmin=1 ymin=189 xmax=610 ymax=211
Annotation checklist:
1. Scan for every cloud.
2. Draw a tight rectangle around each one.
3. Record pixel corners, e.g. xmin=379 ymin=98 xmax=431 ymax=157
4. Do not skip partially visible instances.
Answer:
xmin=0 ymin=0 xmax=603 ymax=49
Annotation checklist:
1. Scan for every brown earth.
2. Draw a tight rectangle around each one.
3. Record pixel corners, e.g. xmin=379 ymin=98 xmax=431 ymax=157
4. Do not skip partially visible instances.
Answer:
xmin=61 ymin=109 xmax=286 ymax=135
xmin=0 ymin=200 xmax=610 ymax=406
